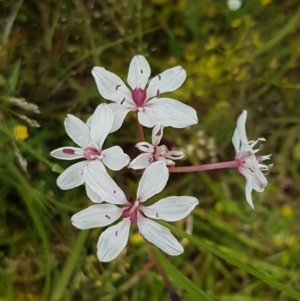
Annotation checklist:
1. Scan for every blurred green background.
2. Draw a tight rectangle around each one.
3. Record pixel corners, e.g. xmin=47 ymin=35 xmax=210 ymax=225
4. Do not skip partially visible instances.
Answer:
xmin=1 ymin=0 xmax=300 ymax=300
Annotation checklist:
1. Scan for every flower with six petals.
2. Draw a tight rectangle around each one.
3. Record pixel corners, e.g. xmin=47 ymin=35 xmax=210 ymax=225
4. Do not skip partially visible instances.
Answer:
xmin=129 ymin=124 xmax=185 ymax=169
xmin=92 ymin=55 xmax=198 ymax=132
xmin=51 ymin=104 xmax=130 ymax=200
xmin=232 ymin=110 xmax=272 ymax=208
xmin=72 ymin=161 xmax=199 ymax=262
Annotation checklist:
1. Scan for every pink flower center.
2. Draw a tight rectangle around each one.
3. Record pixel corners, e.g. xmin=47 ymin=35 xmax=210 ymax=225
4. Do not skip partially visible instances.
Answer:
xmin=132 ymin=88 xmax=147 ymax=107
xmin=153 ymin=145 xmax=169 ymax=160
xmin=122 ymin=200 xmax=140 ymax=222
xmin=83 ymin=147 xmax=101 ymax=161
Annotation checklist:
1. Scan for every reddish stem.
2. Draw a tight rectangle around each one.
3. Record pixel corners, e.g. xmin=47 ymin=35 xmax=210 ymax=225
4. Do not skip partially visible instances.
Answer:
xmin=168 ymin=160 xmax=239 ymax=173
xmin=136 ymin=112 xmax=145 ymax=142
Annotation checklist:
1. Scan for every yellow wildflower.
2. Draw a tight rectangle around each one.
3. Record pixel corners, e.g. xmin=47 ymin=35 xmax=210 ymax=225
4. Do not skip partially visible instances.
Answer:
xmin=281 ymin=205 xmax=293 ymax=218
xmin=130 ymin=233 xmax=143 ymax=245
xmin=14 ymin=124 xmax=28 ymax=141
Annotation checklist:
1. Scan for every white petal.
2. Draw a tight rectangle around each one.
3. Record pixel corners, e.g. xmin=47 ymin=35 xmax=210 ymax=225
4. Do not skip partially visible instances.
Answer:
xmin=232 ymin=128 xmax=240 ymax=154
xmin=164 ymin=150 xmax=185 ymax=160
xmin=51 ymin=147 xmax=84 ymax=160
xmin=84 ymin=163 xmax=129 ymax=205
xmin=138 ymin=98 xmax=198 ymax=128
xmin=140 ymin=196 xmax=198 ymax=221
xmin=252 ymin=167 xmax=267 ymax=192
xmin=161 ymin=158 xmax=175 ymax=166
xmin=86 ymin=184 xmax=103 ymax=203
xmin=90 ymin=104 xmax=114 ymax=148
xmin=151 ymin=124 xmax=163 ymax=146
xmin=127 ymin=55 xmax=151 ymax=90
xmin=92 ymin=67 xmax=132 ymax=103
xmin=137 ymin=213 xmax=183 ymax=256
xmin=57 ymin=161 xmax=87 ymax=190
xmin=236 ymin=110 xmax=248 ymax=144
xmin=102 ymin=146 xmax=130 ymax=171
xmin=86 ymin=114 xmax=93 ymax=129
xmin=128 ymin=153 xmax=152 ymax=170
xmin=147 ymin=66 xmax=186 ymax=99
xmin=108 ymin=103 xmax=134 ymax=133
xmin=239 ymin=167 xmax=254 ymax=209
xmin=97 ymin=219 xmax=131 ymax=262
xmin=71 ymin=204 xmax=123 ymax=229
xmin=135 ymin=142 xmax=154 ymax=153
xmin=65 ymin=114 xmax=91 ymax=148
xmin=137 ymin=161 xmax=169 ymax=202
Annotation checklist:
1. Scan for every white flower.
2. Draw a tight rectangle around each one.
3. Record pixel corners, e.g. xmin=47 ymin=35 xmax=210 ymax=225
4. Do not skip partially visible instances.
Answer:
xmin=128 ymin=124 xmax=185 ymax=169
xmin=227 ymin=0 xmax=242 ymax=11
xmin=232 ymin=110 xmax=272 ymax=208
xmin=51 ymin=104 xmax=130 ymax=197
xmin=72 ymin=161 xmax=199 ymax=262
xmin=92 ymin=55 xmax=198 ymax=132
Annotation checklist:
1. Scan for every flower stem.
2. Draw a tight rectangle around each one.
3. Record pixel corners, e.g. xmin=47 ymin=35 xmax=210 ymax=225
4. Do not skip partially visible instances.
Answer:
xmin=168 ymin=160 xmax=239 ymax=173
xmin=136 ymin=112 xmax=145 ymax=142
xmin=148 ymin=246 xmax=178 ymax=298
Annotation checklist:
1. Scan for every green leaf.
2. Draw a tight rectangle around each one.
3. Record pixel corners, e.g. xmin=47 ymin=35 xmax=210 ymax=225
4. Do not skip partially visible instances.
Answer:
xmin=50 ymin=230 xmax=89 ymax=301
xmin=253 ymin=6 xmax=300 ymax=58
xmin=156 ymin=250 xmax=214 ymax=301
xmin=0 ymin=73 xmax=7 ymax=86
xmin=158 ymin=221 xmax=300 ymax=300
xmin=7 ymin=61 xmax=21 ymax=95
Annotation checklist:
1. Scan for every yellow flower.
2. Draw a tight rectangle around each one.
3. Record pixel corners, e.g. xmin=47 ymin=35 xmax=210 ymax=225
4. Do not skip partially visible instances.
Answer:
xmin=130 ymin=233 xmax=143 ymax=245
xmin=281 ymin=205 xmax=293 ymax=218
xmin=14 ymin=124 xmax=28 ymax=141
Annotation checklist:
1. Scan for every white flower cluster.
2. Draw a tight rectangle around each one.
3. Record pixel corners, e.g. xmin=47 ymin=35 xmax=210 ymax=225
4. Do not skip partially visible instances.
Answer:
xmin=51 ymin=55 xmax=272 ymax=262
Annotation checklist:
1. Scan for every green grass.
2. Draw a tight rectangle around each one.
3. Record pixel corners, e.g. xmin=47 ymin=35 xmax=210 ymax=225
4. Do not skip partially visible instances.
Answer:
xmin=1 ymin=0 xmax=300 ymax=300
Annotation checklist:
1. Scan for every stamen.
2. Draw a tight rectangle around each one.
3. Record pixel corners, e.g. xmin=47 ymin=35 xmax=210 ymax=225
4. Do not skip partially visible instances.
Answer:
xmin=105 ymin=214 xmax=111 ymax=220
xmin=115 ymin=231 xmax=118 ymax=236
xmin=115 ymin=85 xmax=121 ymax=91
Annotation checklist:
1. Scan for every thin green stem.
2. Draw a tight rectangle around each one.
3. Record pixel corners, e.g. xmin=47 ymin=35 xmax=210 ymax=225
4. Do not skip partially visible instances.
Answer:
xmin=50 ymin=230 xmax=89 ymax=301
xmin=148 ymin=246 xmax=173 ymax=292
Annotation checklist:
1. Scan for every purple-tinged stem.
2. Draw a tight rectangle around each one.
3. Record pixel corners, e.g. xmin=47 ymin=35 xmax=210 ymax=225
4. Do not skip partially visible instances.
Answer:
xmin=136 ymin=112 xmax=145 ymax=142
xmin=168 ymin=160 xmax=239 ymax=173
